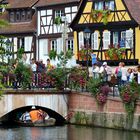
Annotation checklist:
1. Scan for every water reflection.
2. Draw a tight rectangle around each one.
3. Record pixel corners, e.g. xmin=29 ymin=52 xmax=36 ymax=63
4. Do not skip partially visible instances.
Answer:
xmin=68 ymin=125 xmax=140 ymax=140
xmin=0 ymin=125 xmax=140 ymax=140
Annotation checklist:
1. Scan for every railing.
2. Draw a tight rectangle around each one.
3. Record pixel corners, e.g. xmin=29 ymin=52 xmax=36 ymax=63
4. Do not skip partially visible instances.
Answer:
xmin=1 ymin=72 xmax=118 ymax=96
xmin=2 ymin=71 xmax=136 ymax=98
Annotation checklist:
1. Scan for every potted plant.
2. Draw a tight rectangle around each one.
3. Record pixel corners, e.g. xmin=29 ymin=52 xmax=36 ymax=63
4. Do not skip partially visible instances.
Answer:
xmin=106 ymin=45 xmax=126 ymax=60
xmin=78 ymin=46 xmax=92 ymax=61
xmin=91 ymin=9 xmax=111 ymax=25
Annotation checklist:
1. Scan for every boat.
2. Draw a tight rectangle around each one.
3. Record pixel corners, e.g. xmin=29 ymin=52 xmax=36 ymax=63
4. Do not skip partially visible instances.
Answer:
xmin=14 ymin=118 xmax=56 ymax=127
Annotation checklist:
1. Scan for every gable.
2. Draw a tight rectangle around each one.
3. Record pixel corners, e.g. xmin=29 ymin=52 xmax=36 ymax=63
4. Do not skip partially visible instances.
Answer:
xmin=70 ymin=0 xmax=139 ymax=29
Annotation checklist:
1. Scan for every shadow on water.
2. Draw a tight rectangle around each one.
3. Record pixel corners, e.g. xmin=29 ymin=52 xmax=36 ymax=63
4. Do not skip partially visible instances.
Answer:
xmin=0 ymin=105 xmax=66 ymax=127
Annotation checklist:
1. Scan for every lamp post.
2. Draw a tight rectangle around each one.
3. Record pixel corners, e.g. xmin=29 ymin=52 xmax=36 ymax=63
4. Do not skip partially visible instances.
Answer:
xmin=6 ymin=39 xmax=12 ymax=63
xmin=61 ymin=16 xmax=68 ymax=60
xmin=84 ymin=27 xmax=91 ymax=81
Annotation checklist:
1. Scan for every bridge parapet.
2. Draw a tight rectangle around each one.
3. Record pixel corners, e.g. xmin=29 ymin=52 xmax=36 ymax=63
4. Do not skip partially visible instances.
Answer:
xmin=0 ymin=90 xmax=70 ymax=121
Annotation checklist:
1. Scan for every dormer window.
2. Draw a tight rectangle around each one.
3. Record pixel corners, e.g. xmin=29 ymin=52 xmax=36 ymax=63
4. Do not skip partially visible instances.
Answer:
xmin=21 ymin=11 xmax=26 ymax=21
xmin=16 ymin=11 xmax=20 ymax=21
xmin=94 ymin=0 xmax=115 ymax=10
xmin=9 ymin=11 xmax=14 ymax=22
xmin=9 ymin=10 xmax=32 ymax=23
xmin=55 ymin=10 xmax=64 ymax=18
xmin=27 ymin=11 xmax=31 ymax=20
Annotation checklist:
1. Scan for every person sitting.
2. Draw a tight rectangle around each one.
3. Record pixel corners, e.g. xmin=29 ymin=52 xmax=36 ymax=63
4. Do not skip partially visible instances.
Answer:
xmin=29 ymin=107 xmax=46 ymax=123
xmin=38 ymin=109 xmax=49 ymax=121
xmin=19 ymin=111 xmax=31 ymax=123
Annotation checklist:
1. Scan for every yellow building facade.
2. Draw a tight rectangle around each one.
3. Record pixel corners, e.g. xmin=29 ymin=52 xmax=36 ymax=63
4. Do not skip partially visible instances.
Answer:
xmin=71 ymin=0 xmax=140 ymax=65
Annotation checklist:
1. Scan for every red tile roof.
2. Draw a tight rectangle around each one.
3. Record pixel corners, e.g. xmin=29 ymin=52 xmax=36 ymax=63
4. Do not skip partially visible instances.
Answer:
xmin=124 ymin=0 xmax=140 ymax=25
xmin=0 ymin=11 xmax=36 ymax=35
xmin=7 ymin=0 xmax=39 ymax=9
xmin=36 ymin=0 xmax=80 ymax=7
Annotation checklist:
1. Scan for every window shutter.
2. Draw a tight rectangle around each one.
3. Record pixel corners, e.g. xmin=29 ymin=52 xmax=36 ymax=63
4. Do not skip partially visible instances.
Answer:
xmin=126 ymin=30 xmax=133 ymax=48
xmin=78 ymin=32 xmax=84 ymax=50
xmin=91 ymin=32 xmax=98 ymax=50
xmin=113 ymin=32 xmax=119 ymax=47
xmin=103 ymin=31 xmax=110 ymax=49
xmin=57 ymin=38 xmax=63 ymax=54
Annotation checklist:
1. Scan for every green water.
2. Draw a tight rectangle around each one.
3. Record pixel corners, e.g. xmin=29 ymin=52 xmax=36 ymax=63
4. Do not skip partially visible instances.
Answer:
xmin=0 ymin=125 xmax=140 ymax=140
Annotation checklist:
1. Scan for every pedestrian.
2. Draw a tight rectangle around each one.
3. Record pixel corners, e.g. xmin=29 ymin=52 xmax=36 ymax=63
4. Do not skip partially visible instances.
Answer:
xmin=102 ymin=62 xmax=112 ymax=82
xmin=115 ymin=62 xmax=122 ymax=86
xmin=92 ymin=63 xmax=99 ymax=79
xmin=30 ymin=58 xmax=37 ymax=86
xmin=46 ymin=59 xmax=54 ymax=72
xmin=121 ymin=62 xmax=128 ymax=85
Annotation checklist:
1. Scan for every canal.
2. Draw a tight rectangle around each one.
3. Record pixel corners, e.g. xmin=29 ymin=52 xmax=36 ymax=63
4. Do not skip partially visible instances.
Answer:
xmin=0 ymin=125 xmax=140 ymax=140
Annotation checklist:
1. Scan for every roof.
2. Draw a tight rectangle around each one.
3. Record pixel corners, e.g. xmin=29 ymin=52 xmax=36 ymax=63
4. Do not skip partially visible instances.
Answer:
xmin=7 ymin=0 xmax=39 ymax=9
xmin=36 ymin=0 xmax=80 ymax=8
xmin=0 ymin=11 xmax=37 ymax=35
xmin=124 ymin=0 xmax=140 ymax=25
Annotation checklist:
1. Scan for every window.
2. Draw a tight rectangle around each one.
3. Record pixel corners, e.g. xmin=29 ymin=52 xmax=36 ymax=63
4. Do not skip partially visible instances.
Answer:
xmin=67 ymin=39 xmax=73 ymax=52
xmin=95 ymin=2 xmax=103 ymax=10
xmin=16 ymin=11 xmax=20 ymax=21
xmin=103 ymin=31 xmax=110 ymax=49
xmin=121 ymin=30 xmax=133 ymax=48
xmin=21 ymin=11 xmax=26 ymax=21
xmin=27 ymin=11 xmax=31 ymax=21
xmin=94 ymin=0 xmax=115 ymax=10
xmin=113 ymin=32 xmax=119 ymax=47
xmin=51 ymin=40 xmax=57 ymax=51
xmin=55 ymin=10 xmax=64 ymax=18
xmin=21 ymin=38 xmax=25 ymax=49
xmin=9 ymin=11 xmax=15 ymax=22
xmin=105 ymin=1 xmax=115 ymax=10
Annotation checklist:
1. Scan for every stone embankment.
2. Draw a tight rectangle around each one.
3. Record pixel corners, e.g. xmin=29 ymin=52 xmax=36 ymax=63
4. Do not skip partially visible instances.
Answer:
xmin=68 ymin=92 xmax=140 ymax=131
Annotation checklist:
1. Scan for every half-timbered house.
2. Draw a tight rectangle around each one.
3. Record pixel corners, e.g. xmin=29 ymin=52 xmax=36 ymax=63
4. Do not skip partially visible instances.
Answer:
xmin=36 ymin=0 xmax=80 ymax=66
xmin=70 ymin=0 xmax=140 ymax=65
xmin=0 ymin=0 xmax=39 ymax=64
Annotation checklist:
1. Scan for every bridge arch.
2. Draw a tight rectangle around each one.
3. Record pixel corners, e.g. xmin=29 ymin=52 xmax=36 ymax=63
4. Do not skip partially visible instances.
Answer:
xmin=0 ymin=106 xmax=66 ymax=125
xmin=0 ymin=93 xmax=69 ymax=125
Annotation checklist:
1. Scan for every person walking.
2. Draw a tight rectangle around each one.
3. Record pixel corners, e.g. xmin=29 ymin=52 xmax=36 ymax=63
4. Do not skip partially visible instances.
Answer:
xmin=100 ymin=62 xmax=112 ymax=82
xmin=121 ymin=62 xmax=128 ymax=85
xmin=92 ymin=63 xmax=100 ymax=79
xmin=115 ymin=62 xmax=122 ymax=86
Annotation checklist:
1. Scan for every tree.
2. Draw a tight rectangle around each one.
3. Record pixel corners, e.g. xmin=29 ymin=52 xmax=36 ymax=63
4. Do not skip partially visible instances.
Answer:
xmin=0 ymin=3 xmax=9 ymax=98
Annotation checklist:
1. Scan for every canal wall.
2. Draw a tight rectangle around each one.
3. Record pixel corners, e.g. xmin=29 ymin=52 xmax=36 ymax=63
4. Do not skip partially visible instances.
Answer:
xmin=68 ymin=92 xmax=140 ymax=131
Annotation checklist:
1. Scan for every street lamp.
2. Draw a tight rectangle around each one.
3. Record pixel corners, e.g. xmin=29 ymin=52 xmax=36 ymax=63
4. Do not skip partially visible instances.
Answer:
xmin=6 ymin=39 xmax=12 ymax=63
xmin=84 ymin=27 xmax=91 ymax=81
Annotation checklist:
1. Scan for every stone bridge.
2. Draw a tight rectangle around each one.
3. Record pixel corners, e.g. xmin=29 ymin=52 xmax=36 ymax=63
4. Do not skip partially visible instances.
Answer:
xmin=0 ymin=90 xmax=70 ymax=124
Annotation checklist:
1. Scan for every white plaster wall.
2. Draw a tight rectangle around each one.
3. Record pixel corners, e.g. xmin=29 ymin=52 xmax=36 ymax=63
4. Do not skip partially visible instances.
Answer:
xmin=38 ymin=39 xmax=48 ymax=62
xmin=37 ymin=11 xmax=40 ymax=36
